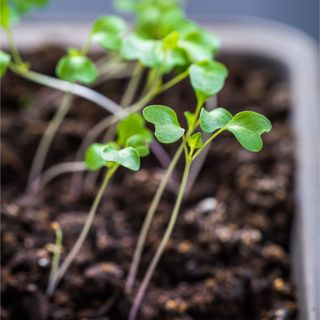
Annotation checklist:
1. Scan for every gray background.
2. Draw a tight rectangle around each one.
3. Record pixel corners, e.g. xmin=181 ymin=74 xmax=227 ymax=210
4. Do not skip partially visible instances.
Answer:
xmin=29 ymin=0 xmax=319 ymax=40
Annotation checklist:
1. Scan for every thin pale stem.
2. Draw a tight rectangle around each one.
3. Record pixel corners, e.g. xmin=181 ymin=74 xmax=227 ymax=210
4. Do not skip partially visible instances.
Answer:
xmin=158 ymin=69 xmax=189 ymax=94
xmin=120 ymin=63 xmax=144 ymax=108
xmin=128 ymin=160 xmax=191 ymax=320
xmin=46 ymin=224 xmax=63 ymax=296
xmin=192 ymin=127 xmax=225 ymax=160
xmin=28 ymin=92 xmax=74 ymax=184
xmin=6 ymin=28 xmax=23 ymax=65
xmin=125 ymin=99 xmax=204 ymax=292
xmin=46 ymin=166 xmax=118 ymax=296
xmin=27 ymin=161 xmax=86 ymax=195
xmin=99 ymin=63 xmax=144 ymax=151
xmin=9 ymin=65 xmax=125 ymax=116
xmin=185 ymin=96 xmax=217 ymax=196
xmin=125 ymin=144 xmax=184 ymax=293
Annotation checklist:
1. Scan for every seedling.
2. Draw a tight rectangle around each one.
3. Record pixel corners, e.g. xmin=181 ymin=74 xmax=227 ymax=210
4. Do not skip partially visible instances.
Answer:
xmin=1 ymin=2 xmax=274 ymax=319
xmin=46 ymin=222 xmax=63 ymax=295
xmin=28 ymin=15 xmax=128 ymax=184
xmin=46 ymin=113 xmax=153 ymax=296
xmin=128 ymin=58 xmax=272 ymax=319
xmin=125 ymin=59 xmax=229 ymax=294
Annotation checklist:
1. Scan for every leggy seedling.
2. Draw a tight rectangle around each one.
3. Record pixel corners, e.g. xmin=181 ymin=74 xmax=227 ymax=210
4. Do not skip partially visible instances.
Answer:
xmin=2 ymin=0 xmax=222 ymax=196
xmin=46 ymin=113 xmax=153 ymax=296
xmin=128 ymin=59 xmax=272 ymax=320
xmin=125 ymin=60 xmax=228 ymax=293
xmin=28 ymin=15 xmax=128 ymax=185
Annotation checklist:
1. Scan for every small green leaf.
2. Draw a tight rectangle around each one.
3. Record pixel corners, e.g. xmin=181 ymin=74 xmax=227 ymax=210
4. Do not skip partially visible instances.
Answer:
xmin=199 ymin=107 xmax=233 ymax=133
xmin=179 ymin=29 xmax=220 ymax=63
xmin=121 ymin=32 xmax=188 ymax=73
xmin=0 ymin=0 xmax=10 ymax=29
xmin=189 ymin=60 xmax=228 ymax=101
xmin=163 ymin=31 xmax=179 ymax=51
xmin=85 ymin=143 xmax=109 ymax=171
xmin=226 ymin=111 xmax=272 ymax=152
xmin=133 ymin=0 xmax=182 ymax=39
xmin=101 ymin=145 xmax=140 ymax=171
xmin=187 ymin=132 xmax=203 ymax=150
xmin=184 ymin=111 xmax=196 ymax=130
xmin=56 ymin=49 xmax=98 ymax=84
xmin=113 ymin=0 xmax=138 ymax=12
xmin=126 ymin=134 xmax=150 ymax=157
xmin=121 ymin=34 xmax=158 ymax=66
xmin=158 ymin=8 xmax=189 ymax=36
xmin=91 ymin=16 xmax=127 ymax=50
xmin=0 ymin=50 xmax=11 ymax=76
xmin=117 ymin=113 xmax=153 ymax=146
xmin=143 ymin=105 xmax=185 ymax=144
xmin=160 ymin=46 xmax=188 ymax=73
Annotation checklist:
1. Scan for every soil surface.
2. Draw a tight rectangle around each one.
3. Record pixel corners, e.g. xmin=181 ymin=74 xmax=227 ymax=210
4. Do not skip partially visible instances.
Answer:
xmin=1 ymin=46 xmax=297 ymax=320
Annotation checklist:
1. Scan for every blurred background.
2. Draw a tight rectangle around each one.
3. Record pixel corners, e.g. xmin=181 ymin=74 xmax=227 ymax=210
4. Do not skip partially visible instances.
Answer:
xmin=27 ymin=0 xmax=319 ymax=40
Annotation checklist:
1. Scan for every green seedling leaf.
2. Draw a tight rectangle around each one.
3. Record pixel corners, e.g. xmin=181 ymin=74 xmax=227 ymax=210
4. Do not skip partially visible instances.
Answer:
xmin=56 ymin=49 xmax=98 ymax=84
xmin=91 ymin=15 xmax=127 ymax=50
xmin=113 ymin=0 xmax=138 ymax=12
xmin=184 ymin=111 xmax=196 ymax=130
xmin=163 ymin=31 xmax=179 ymax=50
xmin=0 ymin=0 xmax=10 ymax=29
xmin=121 ymin=32 xmax=188 ymax=72
xmin=187 ymin=132 xmax=203 ymax=150
xmin=199 ymin=107 xmax=232 ymax=133
xmin=189 ymin=60 xmax=228 ymax=101
xmin=0 ymin=50 xmax=11 ymax=76
xmin=158 ymin=8 xmax=190 ymax=37
xmin=225 ymin=111 xmax=272 ymax=152
xmin=85 ymin=143 xmax=110 ymax=171
xmin=143 ymin=105 xmax=185 ymax=144
xmin=126 ymin=134 xmax=150 ymax=157
xmin=159 ymin=46 xmax=188 ymax=73
xmin=101 ymin=145 xmax=140 ymax=171
xmin=121 ymin=34 xmax=158 ymax=65
xmin=117 ymin=113 xmax=153 ymax=146
xmin=133 ymin=0 xmax=182 ymax=39
xmin=179 ymin=29 xmax=220 ymax=63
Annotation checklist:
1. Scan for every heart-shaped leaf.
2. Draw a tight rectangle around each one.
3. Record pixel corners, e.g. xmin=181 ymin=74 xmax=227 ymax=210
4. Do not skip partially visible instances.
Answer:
xmin=143 ymin=105 xmax=185 ymax=144
xmin=101 ymin=145 xmax=140 ymax=171
xmin=189 ymin=60 xmax=228 ymax=101
xmin=56 ymin=49 xmax=98 ymax=84
xmin=226 ymin=111 xmax=272 ymax=152
xmin=199 ymin=107 xmax=233 ymax=133
xmin=0 ymin=50 xmax=11 ymax=76
xmin=117 ymin=113 xmax=153 ymax=146
xmin=85 ymin=143 xmax=111 ymax=171
xmin=126 ymin=134 xmax=150 ymax=157
xmin=91 ymin=16 xmax=127 ymax=50
xmin=187 ymin=132 xmax=203 ymax=150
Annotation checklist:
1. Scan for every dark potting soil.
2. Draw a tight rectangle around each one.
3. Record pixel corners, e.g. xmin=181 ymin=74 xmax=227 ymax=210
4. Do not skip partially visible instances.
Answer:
xmin=1 ymin=46 xmax=297 ymax=320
